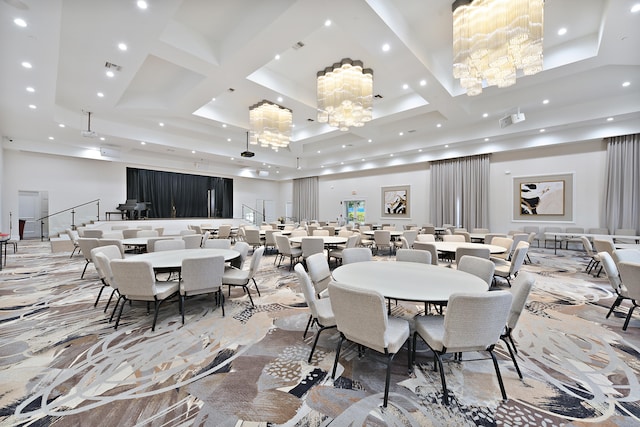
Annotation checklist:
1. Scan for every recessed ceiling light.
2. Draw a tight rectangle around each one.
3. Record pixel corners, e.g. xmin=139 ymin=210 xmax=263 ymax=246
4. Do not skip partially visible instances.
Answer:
xmin=159 ymin=122 xmax=164 ymax=126
xmin=419 ymin=80 xmax=426 ymax=86
xmin=361 ymin=158 xmax=365 ymax=161
xmin=211 ymin=97 xmax=216 ymax=101
xmin=100 ymin=137 xmax=105 ymax=141
xmin=118 ymin=43 xmax=128 ymax=51
xmin=340 ymin=161 xmax=344 ymax=165
xmin=14 ymin=18 xmax=27 ymax=27
xmin=48 ymin=136 xmax=54 ymax=140
xmin=106 ymin=70 xmax=115 ymax=78
xmin=482 ymin=113 xmax=489 ymax=118
xmin=622 ymin=81 xmax=631 ymax=87
xmin=321 ymin=165 xmax=324 ymax=168
xmin=21 ymin=61 xmax=32 ymax=69
xmin=28 ymin=104 xmax=36 ymax=109
xmin=402 ymin=83 xmax=409 ymax=90
xmin=324 ymin=19 xmax=332 ymax=27
xmin=418 ymin=149 xmax=423 ymax=153
xmin=26 ymin=86 xmax=34 ymax=92
xmin=607 ymin=117 xmax=614 ymax=121
xmin=436 ymin=123 xmax=442 ymax=128
xmin=227 ymin=138 xmax=231 ymax=142
xmin=191 ymin=150 xmax=196 ymax=154
xmin=317 ymin=150 xmax=321 ymax=154
xmin=222 ymin=124 xmax=227 ymax=128
xmin=557 ymin=27 xmax=567 ymax=36
xmin=342 ymin=144 xmax=346 ymax=148
xmin=368 ymin=139 xmax=372 ymax=143
xmin=230 ymin=157 xmax=235 ymax=160
xmin=97 ymin=92 xmax=104 ymax=97
xmin=539 ymin=128 xmax=546 ymax=132
xmin=543 ymin=99 xmax=550 ymax=104
xmin=382 ymin=43 xmax=390 ymax=52
xmin=276 ymin=170 xmax=280 ymax=173
xmin=631 ymin=3 xmax=640 ymax=13
xmin=390 ymin=153 xmax=394 ymax=157
xmin=58 ymin=123 xmax=65 ymax=128
xmin=137 ymin=0 xmax=148 ymax=10
xmin=444 ymin=144 xmax=449 ymax=148
xmin=277 ymin=96 xmax=283 ymax=102
xmin=140 ymin=141 xmax=146 ymax=145
xmin=484 ymin=137 xmax=490 ymax=141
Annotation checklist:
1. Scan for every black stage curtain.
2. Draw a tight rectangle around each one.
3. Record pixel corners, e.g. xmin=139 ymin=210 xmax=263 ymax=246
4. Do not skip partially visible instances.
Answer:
xmin=126 ymin=168 xmax=233 ymax=218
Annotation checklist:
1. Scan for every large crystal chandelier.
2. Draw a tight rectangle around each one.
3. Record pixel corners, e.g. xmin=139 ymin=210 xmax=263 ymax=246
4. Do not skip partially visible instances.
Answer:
xmin=249 ymin=100 xmax=292 ymax=151
xmin=452 ymin=0 xmax=544 ymax=96
xmin=317 ymin=58 xmax=373 ymax=131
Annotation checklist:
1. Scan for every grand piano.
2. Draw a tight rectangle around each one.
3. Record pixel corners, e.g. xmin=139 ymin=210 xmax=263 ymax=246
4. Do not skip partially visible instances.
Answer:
xmin=115 ymin=199 xmax=151 ymax=220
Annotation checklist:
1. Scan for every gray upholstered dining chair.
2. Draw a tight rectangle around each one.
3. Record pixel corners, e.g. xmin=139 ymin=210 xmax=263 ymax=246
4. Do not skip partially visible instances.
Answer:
xmin=580 ymin=236 xmax=600 ymax=274
xmin=137 ymin=229 xmax=159 ymax=238
xmin=204 ymin=238 xmax=232 ymax=249
xmin=77 ymin=238 xmax=100 ymax=279
xmin=494 ymin=242 xmax=529 ymax=286
xmin=455 ymin=246 xmax=490 ymax=264
xmin=244 ymin=229 xmax=263 ymax=251
xmin=110 ymin=259 xmax=180 ymax=331
xmin=412 ymin=290 xmax=513 ymax=405
xmin=341 ymin=247 xmax=373 ymax=264
xmin=180 ymin=255 xmax=225 ymax=323
xmin=413 ymin=242 xmax=439 ymax=266
xmin=329 ymin=234 xmax=359 ymax=266
xmin=593 ymin=239 xmax=615 ymax=277
xmin=457 ymin=255 xmax=494 ymax=287
xmin=374 ymin=230 xmax=393 ymax=255
xmin=616 ymin=261 xmax=640 ymax=330
xmin=294 ymin=264 xmax=336 ymax=363
xmin=90 ymin=245 xmax=123 ymax=309
xmin=229 ymin=241 xmax=250 ymax=269
xmin=396 ymin=248 xmax=431 ymax=264
xmin=182 ymin=234 xmax=203 ymax=249
xmin=83 ymin=229 xmax=104 ymax=238
xmin=501 ymin=272 xmax=535 ymax=379
xmin=301 ymin=237 xmax=324 ymax=261
xmin=305 ymin=253 xmax=331 ymax=298
xmin=222 ymin=246 xmax=264 ymax=307
xmin=274 ymin=234 xmax=302 ymax=270
xmin=328 ymin=280 xmax=411 ymax=408
xmin=155 ymin=239 xmax=186 ymax=252
xmin=490 ymin=236 xmax=514 ymax=261
xmin=600 ymin=252 xmax=632 ymax=325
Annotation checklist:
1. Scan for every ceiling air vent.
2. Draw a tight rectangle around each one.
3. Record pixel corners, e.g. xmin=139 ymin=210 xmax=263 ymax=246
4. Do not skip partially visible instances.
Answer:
xmin=374 ymin=94 xmax=383 ymax=99
xmin=104 ymin=61 xmax=122 ymax=71
xmin=292 ymin=41 xmax=305 ymax=50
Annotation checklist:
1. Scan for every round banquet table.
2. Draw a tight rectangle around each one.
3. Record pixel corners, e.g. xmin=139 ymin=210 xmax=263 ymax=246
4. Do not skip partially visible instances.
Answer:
xmin=131 ymin=248 xmax=239 ymax=270
xmin=362 ymin=230 xmax=403 ymax=238
xmin=433 ymin=241 xmax=506 ymax=254
xmin=332 ymin=261 xmax=488 ymax=303
xmin=288 ymin=236 xmax=347 ymax=246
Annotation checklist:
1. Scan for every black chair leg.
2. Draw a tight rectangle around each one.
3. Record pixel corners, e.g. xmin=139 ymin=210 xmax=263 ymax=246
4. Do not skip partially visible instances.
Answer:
xmin=180 ymin=295 xmax=185 ymax=324
xmin=623 ymin=304 xmax=638 ymax=331
xmin=151 ymin=299 xmax=161 ymax=331
xmin=303 ymin=315 xmax=314 ymax=339
xmin=114 ymin=297 xmax=127 ymax=329
xmin=501 ymin=337 xmax=523 ymax=379
xmin=331 ymin=334 xmax=345 ymax=379
xmin=435 ymin=352 xmax=448 ymax=405
xmin=308 ymin=325 xmax=335 ymax=363
xmin=94 ymin=284 xmax=106 ymax=307
xmin=81 ymin=261 xmax=90 ymax=279
xmin=252 ymin=278 xmax=261 ymax=297
xmin=606 ymin=296 xmax=623 ymax=319
xmin=109 ymin=295 xmax=123 ymax=322
xmin=489 ymin=349 xmax=508 ymax=400
xmin=243 ymin=285 xmax=255 ymax=307
xmin=383 ymin=352 xmax=394 ymax=408
xmin=104 ymin=289 xmax=117 ymax=313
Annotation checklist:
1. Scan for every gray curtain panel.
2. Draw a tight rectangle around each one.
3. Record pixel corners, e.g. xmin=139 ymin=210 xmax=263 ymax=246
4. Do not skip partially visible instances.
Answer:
xmin=293 ymin=176 xmax=319 ymax=223
xmin=604 ymin=134 xmax=640 ymax=234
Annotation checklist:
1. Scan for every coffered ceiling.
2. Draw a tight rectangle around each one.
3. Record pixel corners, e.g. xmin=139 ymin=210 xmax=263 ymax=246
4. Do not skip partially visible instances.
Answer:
xmin=1 ymin=0 xmax=639 ymax=180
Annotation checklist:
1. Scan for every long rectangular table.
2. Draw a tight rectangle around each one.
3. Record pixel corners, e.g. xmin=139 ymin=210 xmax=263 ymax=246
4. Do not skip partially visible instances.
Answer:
xmin=545 ymin=232 xmax=640 ymax=254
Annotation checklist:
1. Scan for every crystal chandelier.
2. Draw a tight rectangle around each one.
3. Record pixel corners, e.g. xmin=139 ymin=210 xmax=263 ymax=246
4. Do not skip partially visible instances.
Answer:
xmin=452 ymin=0 xmax=544 ymax=96
xmin=317 ymin=58 xmax=373 ymax=131
xmin=249 ymin=100 xmax=292 ymax=151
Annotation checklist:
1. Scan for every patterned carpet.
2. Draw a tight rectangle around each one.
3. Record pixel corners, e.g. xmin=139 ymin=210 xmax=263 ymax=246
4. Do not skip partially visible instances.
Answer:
xmin=1 ymin=241 xmax=639 ymax=426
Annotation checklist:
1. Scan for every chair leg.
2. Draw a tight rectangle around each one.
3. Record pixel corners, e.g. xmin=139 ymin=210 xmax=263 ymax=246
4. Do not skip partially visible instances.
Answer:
xmin=501 ymin=336 xmax=523 ymax=379
xmin=622 ymin=303 xmax=638 ymax=331
xmin=81 ymin=260 xmax=90 ymax=279
xmin=331 ymin=334 xmax=346 ymax=379
xmin=243 ymin=285 xmax=255 ymax=307
xmin=606 ymin=296 xmax=623 ymax=319
xmin=94 ymin=283 xmax=107 ymax=307
xmin=219 ymin=290 xmax=225 ymax=317
xmin=180 ymin=295 xmax=185 ymax=324
xmin=308 ymin=325 xmax=336 ymax=363
xmin=303 ymin=315 xmax=314 ymax=339
xmin=489 ymin=349 xmax=508 ymax=400
xmin=151 ymin=299 xmax=162 ymax=331
xmin=114 ymin=296 xmax=127 ymax=329
xmin=434 ymin=352 xmax=449 ymax=405
xmin=104 ymin=288 xmax=118 ymax=313
xmin=252 ymin=278 xmax=261 ymax=297
xmin=383 ymin=351 xmax=394 ymax=408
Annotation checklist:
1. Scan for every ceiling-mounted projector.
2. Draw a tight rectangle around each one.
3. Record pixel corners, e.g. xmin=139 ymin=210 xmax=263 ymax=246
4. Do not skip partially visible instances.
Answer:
xmin=241 ymin=150 xmax=255 ymax=158
xmin=499 ymin=111 xmax=526 ymax=128
xmin=81 ymin=111 xmax=98 ymax=137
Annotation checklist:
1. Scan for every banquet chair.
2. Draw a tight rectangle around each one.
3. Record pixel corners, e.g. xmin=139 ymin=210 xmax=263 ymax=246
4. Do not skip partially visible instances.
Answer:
xmin=613 ymin=249 xmax=640 ymax=265
xmin=593 ymin=239 xmax=616 ymax=277
xmin=501 ymin=272 xmax=535 ymax=379
xmin=306 ymin=253 xmax=332 ymax=298
xmin=523 ymin=226 xmax=540 ymax=247
xmin=204 ymin=238 xmax=232 ymax=249
xmin=230 ymin=241 xmax=250 ymax=269
xmin=182 ymin=234 xmax=202 ymax=249
xmin=122 ymin=229 xmax=141 ymax=239
xmin=489 ymin=237 xmax=514 ymax=262
xmin=329 ymin=280 xmax=411 ymax=408
xmin=110 ymin=259 xmax=180 ymax=331
xmin=323 ymin=226 xmax=335 ymax=236
xmin=65 ymin=228 xmax=81 ymax=257
xmin=179 ymin=229 xmax=197 ymax=236
xmin=616 ymin=261 xmax=640 ymax=330
xmin=179 ymin=255 xmax=225 ymax=324
xmin=294 ymin=264 xmax=336 ymax=363
xmin=457 ymin=255 xmax=494 ymax=287
xmin=416 ymin=234 xmax=436 ymax=243
xmin=83 ymin=229 xmax=103 ymax=238
xmin=341 ymin=247 xmax=373 ymax=264
xmin=562 ymin=227 xmax=584 ymax=250
xmin=374 ymin=230 xmax=393 ymax=255
xmin=329 ymin=234 xmax=360 ymax=266
xmin=154 ymin=227 xmax=164 ymax=236
xmin=455 ymin=247 xmax=490 ymax=264
xmin=599 ymin=252 xmax=632 ymax=324
xmin=542 ymin=226 xmax=563 ymax=249
xmin=77 ymin=238 xmax=100 ymax=279
xmin=396 ymin=248 xmax=431 ymax=264
xmin=98 ymin=238 xmax=126 ymax=257
xmin=217 ymin=224 xmax=232 ymax=240
xmin=101 ymin=231 xmax=124 ymax=239
xmin=494 ymin=242 xmax=529 ymax=286
xmin=442 ymin=234 xmax=465 ymax=242
xmin=412 ymin=290 xmax=513 ymax=405
xmin=200 ymin=231 xmax=211 ymax=246
xmin=509 ymin=234 xmax=530 ymax=259
xmin=395 ymin=230 xmax=418 ymax=250
xmin=483 ymin=233 xmax=506 ymax=245
xmin=421 ymin=225 xmax=436 ymax=235
xmin=301 ymin=237 xmax=325 ymax=261
xmin=274 ymin=234 xmax=302 ymax=270
xmin=189 ymin=225 xmax=202 ymax=234
xmin=137 ymin=230 xmax=159 ymax=238
xmin=454 ymin=230 xmax=471 ymax=242
xmin=581 ymin=236 xmax=600 ymax=274
xmin=146 ymin=237 xmax=169 ymax=253
xmin=412 ymin=242 xmax=439 ymax=266
xmin=264 ymin=229 xmax=279 ymax=254
xmin=222 ymin=246 xmax=264 ymax=307
xmin=290 ymin=229 xmax=308 ymax=237
xmin=155 ymin=239 xmax=186 ymax=251
xmin=313 ymin=229 xmax=330 ymax=236
xmin=90 ymin=245 xmax=123 ymax=309
xmin=337 ymin=229 xmax=353 ymax=238
xmin=614 ymin=228 xmax=638 ymax=245
xmin=244 ymin=229 xmax=263 ymax=252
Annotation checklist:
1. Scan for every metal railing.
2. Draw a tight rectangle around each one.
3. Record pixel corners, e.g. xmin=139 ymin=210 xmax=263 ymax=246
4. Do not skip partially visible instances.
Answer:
xmin=36 ymin=199 xmax=100 ymax=240
xmin=241 ymin=204 xmax=264 ymax=226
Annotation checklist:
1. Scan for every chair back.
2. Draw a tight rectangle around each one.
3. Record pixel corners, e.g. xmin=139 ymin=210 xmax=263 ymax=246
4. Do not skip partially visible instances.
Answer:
xmin=290 ymin=229 xmax=308 ymax=237
xmin=201 ymin=231 xmax=211 ymax=244
xmin=179 ymin=229 xmax=196 ymax=236
xmin=93 ymin=252 xmax=114 ymax=286
xmin=102 ymin=231 xmax=124 ymax=239
xmin=472 ymin=228 xmax=490 ymax=234
xmin=248 ymin=246 xmax=265 ymax=277
xmin=244 ymin=229 xmax=262 ymax=246
xmin=491 ymin=237 xmax=514 ymax=259
xmin=91 ymin=245 xmax=123 ymax=280
xmin=338 ymin=229 xmax=353 ymax=237
xmin=580 ymin=236 xmax=594 ymax=256
xmin=323 ymin=226 xmax=335 ymax=236
xmin=83 ymin=229 xmax=103 ymax=238
xmin=412 ymin=242 xmax=439 ymax=265
xmin=402 ymin=230 xmax=418 ymax=247
xmin=442 ymin=291 xmax=513 ymax=351
xmin=613 ymin=249 xmax=640 ymax=265
xmin=232 ymin=241 xmax=251 ymax=269
xmin=122 ymin=229 xmax=141 ymax=239
xmin=328 ymin=281 xmax=389 ymax=354
xmin=155 ymin=239 xmax=186 ymax=251
xmin=455 ymin=246 xmax=490 ymax=263
xmin=78 ymin=238 xmax=100 ymax=261
xmin=155 ymin=227 xmax=164 ymax=236
xmin=294 ymin=264 xmax=322 ymax=319
xmin=313 ymin=229 xmax=330 ymax=236
xmin=415 ymin=234 xmax=435 ymax=242
xmin=508 ymin=242 xmax=530 ymax=275
xmin=396 ymin=249 xmax=431 ymax=264
xmin=98 ymin=238 xmax=126 ymax=257
xmin=189 ymin=225 xmax=202 ymax=234
xmin=454 ymin=230 xmax=471 ymax=242
xmin=373 ymin=230 xmax=391 ymax=244
xmin=146 ymin=237 xmax=169 ymax=252
xmin=204 ymin=239 xmax=232 ymax=249
xmin=345 ymin=234 xmax=360 ymax=248
xmin=302 ymin=237 xmax=324 ymax=258
xmin=65 ymin=228 xmax=79 ymax=244
xmin=306 ymin=252 xmax=331 ymax=296
xmin=275 ymin=234 xmax=293 ymax=256
xmin=510 ymin=234 xmax=529 ymax=256
xmin=110 ymin=259 xmax=157 ymax=300
xmin=217 ymin=224 xmax=232 ymax=239
xmin=483 ymin=233 xmax=506 ymax=245
xmin=341 ymin=247 xmax=373 ymax=264
xmin=265 ymin=229 xmax=279 ymax=245
xmin=422 ymin=225 xmax=436 ymax=235
xmin=137 ymin=230 xmax=159 ymax=238
xmin=593 ymin=239 xmax=615 ymax=257
xmin=600 ymin=252 xmax=622 ymax=292
xmin=588 ymin=227 xmax=609 ymax=235
xmin=183 ymin=234 xmax=202 ymax=249
xmin=181 ymin=256 xmax=225 ymax=295
xmin=443 ymin=234 xmax=465 ymax=242
xmin=617 ymin=261 xmax=640 ymax=300
xmin=507 ymin=272 xmax=535 ymax=331
xmin=457 ymin=255 xmax=494 ymax=287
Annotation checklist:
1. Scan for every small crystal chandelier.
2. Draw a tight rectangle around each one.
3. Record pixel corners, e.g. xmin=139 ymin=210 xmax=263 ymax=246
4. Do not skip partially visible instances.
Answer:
xmin=317 ymin=58 xmax=373 ymax=131
xmin=452 ymin=0 xmax=544 ymax=96
xmin=249 ymin=100 xmax=292 ymax=151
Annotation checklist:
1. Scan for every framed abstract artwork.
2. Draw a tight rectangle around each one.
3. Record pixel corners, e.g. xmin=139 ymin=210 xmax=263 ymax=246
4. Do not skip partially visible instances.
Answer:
xmin=513 ymin=173 xmax=574 ymax=221
xmin=381 ymin=185 xmax=410 ymax=218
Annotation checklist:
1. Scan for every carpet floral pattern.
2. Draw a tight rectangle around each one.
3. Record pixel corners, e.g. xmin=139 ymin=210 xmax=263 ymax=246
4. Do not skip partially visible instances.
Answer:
xmin=1 ymin=241 xmax=639 ymax=426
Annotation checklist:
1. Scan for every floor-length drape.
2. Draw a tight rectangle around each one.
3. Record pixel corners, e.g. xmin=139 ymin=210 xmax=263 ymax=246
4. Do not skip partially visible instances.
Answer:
xmin=430 ymin=154 xmax=489 ymax=230
xmin=293 ymin=177 xmax=319 ymax=222
xmin=604 ymin=134 xmax=640 ymax=233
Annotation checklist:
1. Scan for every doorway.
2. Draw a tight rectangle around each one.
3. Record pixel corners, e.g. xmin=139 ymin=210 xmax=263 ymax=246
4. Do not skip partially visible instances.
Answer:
xmin=344 ymin=200 xmax=366 ymax=224
xmin=19 ymin=191 xmax=49 ymax=239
